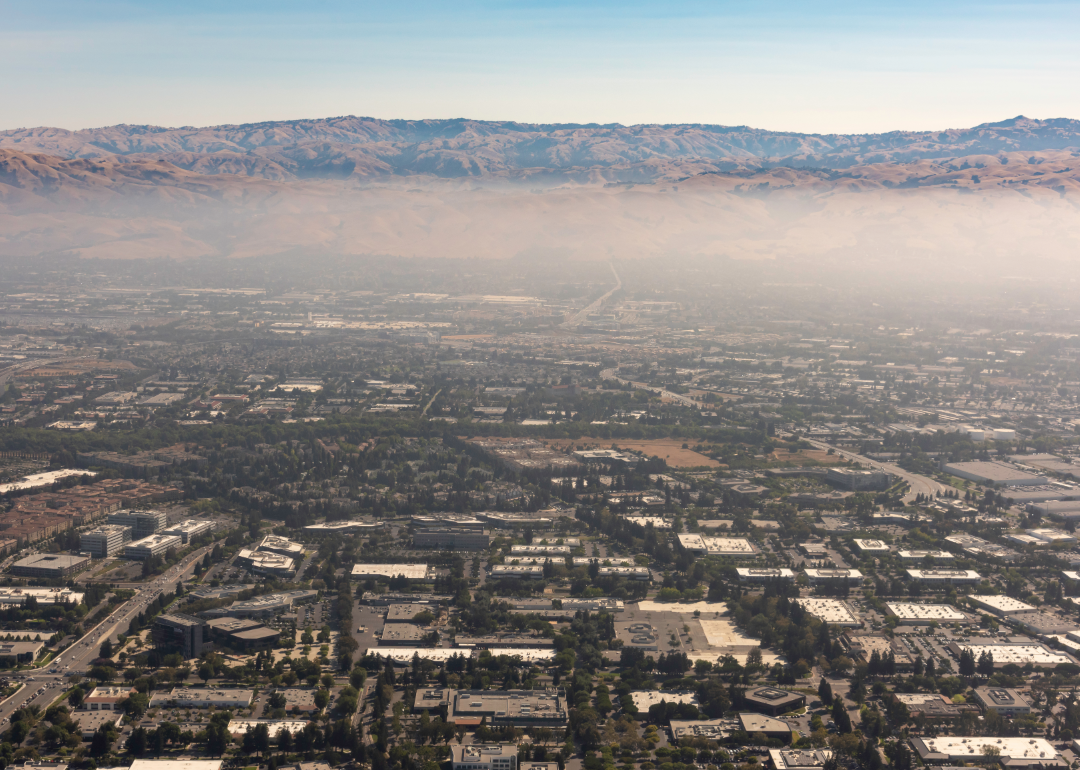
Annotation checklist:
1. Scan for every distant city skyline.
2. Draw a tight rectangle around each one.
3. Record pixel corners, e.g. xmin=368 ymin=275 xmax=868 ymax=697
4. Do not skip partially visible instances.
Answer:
xmin=4 ymin=0 xmax=1080 ymax=133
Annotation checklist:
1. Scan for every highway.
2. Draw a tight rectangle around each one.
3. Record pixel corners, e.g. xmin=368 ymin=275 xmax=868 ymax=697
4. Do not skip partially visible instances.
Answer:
xmin=804 ymin=439 xmax=953 ymax=503
xmin=562 ymin=262 xmax=622 ymax=328
xmin=599 ymin=367 xmax=701 ymax=408
xmin=0 ymin=538 xmax=221 ymax=725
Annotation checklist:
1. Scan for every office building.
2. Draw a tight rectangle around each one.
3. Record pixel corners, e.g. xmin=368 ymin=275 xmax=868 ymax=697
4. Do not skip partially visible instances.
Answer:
xmin=413 ymin=529 xmax=491 ymax=550
xmin=162 ymin=519 xmax=214 ymax=544
xmin=973 ymin=687 xmax=1032 ymax=716
xmin=148 ymin=688 xmax=253 ymax=709
xmin=351 ymin=564 xmax=431 ymax=581
xmin=10 ymin=553 xmax=90 ymax=578
xmin=234 ymin=549 xmax=296 ymax=577
xmin=885 ymin=603 xmax=969 ymax=625
xmin=768 ymin=750 xmax=834 ymax=770
xmin=801 ymin=568 xmax=864 ymax=585
xmin=205 ymin=617 xmax=280 ymax=651
xmin=151 ymin=613 xmax=212 ymax=659
xmin=124 ymin=533 xmax=182 ymax=560
xmin=910 ymin=737 xmax=1063 ymax=768
xmin=256 ymin=535 xmax=305 ymax=559
xmin=826 ymin=467 xmax=891 ymax=491
xmin=80 ymin=525 xmax=132 ymax=558
xmin=451 ymin=745 xmax=518 ymax=770
xmin=905 ymin=569 xmax=981 ymax=585
xmin=446 ymin=689 xmax=567 ymax=727
xmin=741 ymin=687 xmax=806 ymax=716
xmin=107 ymin=509 xmax=167 ymax=538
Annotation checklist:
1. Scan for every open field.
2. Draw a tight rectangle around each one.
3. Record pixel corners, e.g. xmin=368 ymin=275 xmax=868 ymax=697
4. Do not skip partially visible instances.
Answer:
xmin=766 ymin=448 xmax=846 ymax=466
xmin=543 ymin=437 xmax=720 ymax=468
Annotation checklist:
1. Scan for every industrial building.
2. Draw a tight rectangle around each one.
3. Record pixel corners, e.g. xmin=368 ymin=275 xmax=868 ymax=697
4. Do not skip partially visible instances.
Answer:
xmin=446 ymin=689 xmax=568 ymax=727
xmin=10 ymin=553 xmax=90 ymax=578
xmin=0 ymin=587 xmax=83 ymax=606
xmin=885 ymin=603 xmax=969 ymax=625
xmin=905 ymin=569 xmax=982 ymax=585
xmin=107 ymin=509 xmax=167 ymax=538
xmin=80 ymin=524 xmax=132 ymax=558
xmin=380 ymin=624 xmax=428 ymax=645
xmin=386 ymin=603 xmax=433 ymax=622
xmin=973 ymin=687 xmax=1032 ymax=716
xmin=510 ymin=544 xmax=570 ymax=556
xmin=152 ymin=613 xmax=212 ymax=658
xmin=162 ymin=519 xmax=214 ymax=544
xmin=941 ymin=461 xmax=1047 ymax=487
xmin=735 ymin=568 xmax=796 ymax=583
xmin=490 ymin=565 xmax=545 ymax=579
xmin=412 ymin=528 xmax=491 ymax=550
xmin=125 ymin=533 xmax=182 ymax=561
xmin=1026 ymin=528 xmax=1076 ymax=545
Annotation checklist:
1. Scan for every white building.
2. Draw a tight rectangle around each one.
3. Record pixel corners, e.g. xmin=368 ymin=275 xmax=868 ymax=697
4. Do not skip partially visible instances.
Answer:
xmin=162 ymin=519 xmax=214 ymax=544
xmin=969 ymin=595 xmax=1036 ymax=616
xmin=489 ymin=565 xmax=545 ymax=579
xmin=235 ymin=549 xmax=296 ymax=577
xmin=351 ymin=564 xmax=431 ymax=581
xmin=80 ymin=525 xmax=132 ymax=558
xmin=802 ymin=568 xmax=864 ymax=584
xmin=124 ymin=533 xmax=182 ymax=561
xmin=897 ymin=550 xmax=954 ymax=562
xmin=451 ymin=744 xmax=519 ymax=770
xmin=677 ymin=534 xmax=757 ymax=557
xmin=510 ymin=545 xmax=570 ymax=556
xmin=910 ymin=737 xmax=1061 ymax=767
xmin=884 ymin=603 xmax=969 ymax=625
xmin=795 ymin=598 xmax=861 ymax=627
xmin=736 ymin=568 xmax=796 ymax=583
xmin=853 ymin=539 xmax=890 ymax=554
xmin=148 ymin=688 xmax=254 ymax=708
xmin=257 ymin=535 xmax=305 ymax=559
xmin=949 ymin=642 xmax=1073 ymax=668
xmin=905 ymin=569 xmax=981 ymax=585
xmin=1026 ymin=528 xmax=1076 ymax=545
xmin=597 ymin=566 xmax=650 ymax=580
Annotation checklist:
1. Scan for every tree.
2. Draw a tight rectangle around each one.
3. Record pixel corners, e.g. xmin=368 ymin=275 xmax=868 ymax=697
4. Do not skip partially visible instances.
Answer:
xmin=127 ymin=726 xmax=148 ymax=756
xmin=91 ymin=725 xmax=112 ymax=756
xmin=818 ymin=679 xmax=833 ymax=705
xmin=977 ymin=650 xmax=995 ymax=678
xmin=199 ymin=663 xmax=214 ymax=684
xmin=314 ymin=689 xmax=330 ymax=711
xmin=99 ymin=639 xmax=113 ymax=659
xmin=958 ymin=648 xmax=976 ymax=677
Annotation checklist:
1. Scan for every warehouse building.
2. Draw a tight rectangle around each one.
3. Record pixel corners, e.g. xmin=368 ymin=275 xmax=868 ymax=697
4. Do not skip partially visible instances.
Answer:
xmin=941 ymin=461 xmax=1047 ymax=487
xmin=897 ymin=550 xmax=953 ymax=562
xmin=906 ymin=569 xmax=982 ymax=585
xmin=351 ymin=564 xmax=431 ymax=581
xmin=802 ymin=568 xmax=864 ymax=585
xmin=677 ymin=534 xmax=757 ymax=557
xmin=910 ymin=737 xmax=1063 ymax=767
xmin=969 ymin=595 xmax=1037 ymax=616
xmin=885 ymin=603 xmax=969 ymax=625
xmin=80 ymin=524 xmax=132 ymax=558
xmin=490 ymin=565 xmax=545 ymax=579
xmin=946 ymin=642 xmax=1074 ymax=669
xmin=795 ymin=598 xmax=861 ymax=627
xmin=736 ymin=568 xmax=796 ymax=583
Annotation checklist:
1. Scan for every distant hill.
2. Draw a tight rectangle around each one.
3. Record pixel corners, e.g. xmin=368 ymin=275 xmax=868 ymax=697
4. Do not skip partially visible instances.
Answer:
xmin=1 ymin=116 xmax=1079 ymax=263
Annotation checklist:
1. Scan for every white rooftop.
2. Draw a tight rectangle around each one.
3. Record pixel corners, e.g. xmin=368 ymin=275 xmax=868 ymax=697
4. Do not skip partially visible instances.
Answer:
xmin=953 ymin=643 xmax=1073 ymax=666
xmin=795 ymin=598 xmax=861 ymax=626
xmin=885 ymin=603 xmax=967 ymax=622
xmin=351 ymin=564 xmax=430 ymax=580
xmin=969 ymin=595 xmax=1036 ymax=615
xmin=917 ymin=736 xmax=1058 ymax=762
xmin=853 ymin=539 xmax=890 ymax=552
xmin=629 ymin=691 xmax=698 ymax=710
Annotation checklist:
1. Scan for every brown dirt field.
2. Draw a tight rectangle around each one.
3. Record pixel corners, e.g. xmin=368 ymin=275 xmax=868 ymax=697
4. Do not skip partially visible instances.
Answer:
xmin=767 ymin=449 xmax=845 ymax=466
xmin=543 ymin=437 xmax=721 ymax=468
xmin=21 ymin=358 xmax=138 ymax=377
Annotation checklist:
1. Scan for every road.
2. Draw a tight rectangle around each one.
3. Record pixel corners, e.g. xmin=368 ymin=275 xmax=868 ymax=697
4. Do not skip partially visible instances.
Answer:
xmin=562 ymin=263 xmax=621 ymax=328
xmin=0 ymin=538 xmax=223 ymax=725
xmin=805 ymin=439 xmax=953 ymax=503
xmin=599 ymin=367 xmax=700 ymax=409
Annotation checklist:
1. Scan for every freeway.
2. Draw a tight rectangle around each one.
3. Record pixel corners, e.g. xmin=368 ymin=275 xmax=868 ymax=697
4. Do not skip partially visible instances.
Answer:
xmin=599 ymin=368 xmax=701 ymax=409
xmin=0 ymin=538 xmax=222 ymax=724
xmin=804 ymin=439 xmax=954 ymax=503
xmin=561 ymin=262 xmax=622 ymax=328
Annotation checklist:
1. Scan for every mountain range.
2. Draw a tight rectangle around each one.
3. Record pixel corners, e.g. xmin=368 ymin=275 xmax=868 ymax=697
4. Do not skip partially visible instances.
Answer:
xmin=1 ymin=115 xmax=1079 ymax=263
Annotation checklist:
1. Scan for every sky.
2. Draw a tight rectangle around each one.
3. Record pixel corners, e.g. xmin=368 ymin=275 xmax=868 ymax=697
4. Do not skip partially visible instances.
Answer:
xmin=3 ymin=0 xmax=1080 ymax=134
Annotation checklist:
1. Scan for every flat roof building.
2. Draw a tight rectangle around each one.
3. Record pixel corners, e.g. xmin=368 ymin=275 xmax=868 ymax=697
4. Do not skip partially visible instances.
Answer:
xmin=946 ymin=642 xmax=1074 ymax=668
xmin=802 ymin=568 xmax=864 ymax=584
xmin=380 ymin=624 xmax=428 ymax=645
xmin=795 ymin=598 xmax=861 ymax=627
xmin=826 ymin=467 xmax=891 ymax=491
xmin=450 ymin=744 xmax=518 ymax=770
xmin=942 ymin=461 xmax=1047 ymax=487
xmin=446 ymin=689 xmax=567 ymax=727
xmin=162 ymin=519 xmax=214 ymax=544
xmin=234 ymin=549 xmax=296 ymax=577
xmin=742 ymin=688 xmax=805 ymax=717
xmin=853 ymin=539 xmax=891 ymax=553
xmin=885 ymin=603 xmax=969 ymax=625
xmin=386 ymin=603 xmax=434 ymax=622
xmin=738 ymin=711 xmax=795 ymax=737
xmin=413 ymin=529 xmax=491 ymax=551
xmin=81 ymin=525 xmax=132 ymax=558
xmin=677 ymin=534 xmax=757 ymax=557
xmin=910 ymin=737 xmax=1063 ymax=768
xmin=0 ymin=641 xmax=44 ymax=664
xmin=303 ymin=521 xmax=388 ymax=535
xmin=125 ymin=533 xmax=182 ymax=561
xmin=148 ymin=688 xmax=253 ymax=709
xmin=669 ymin=719 xmax=735 ymax=743
xmin=897 ymin=550 xmax=954 ymax=562
xmin=906 ymin=569 xmax=981 ymax=585
xmin=151 ymin=613 xmax=211 ymax=659
xmin=1026 ymin=528 xmax=1076 ymax=545
xmin=351 ymin=564 xmax=431 ymax=581
xmin=490 ymin=565 xmax=544 ymax=579
xmin=973 ymin=686 xmax=1032 ymax=716
xmin=215 ymin=590 xmax=318 ymax=619
xmin=736 ymin=568 xmax=796 ymax=583
xmin=892 ymin=693 xmax=961 ymax=721
xmin=768 ymin=750 xmax=834 ymax=770
xmin=598 ymin=565 xmax=650 ymax=580
xmin=510 ymin=545 xmax=570 ymax=556
xmin=226 ymin=719 xmax=310 ymax=738
xmin=107 ymin=509 xmax=167 ymax=538
xmin=10 ymin=553 xmax=90 ymax=579
xmin=969 ymin=595 xmax=1037 ymax=616
xmin=257 ymin=535 xmax=305 ymax=559
xmin=0 ymin=587 xmax=83 ymax=606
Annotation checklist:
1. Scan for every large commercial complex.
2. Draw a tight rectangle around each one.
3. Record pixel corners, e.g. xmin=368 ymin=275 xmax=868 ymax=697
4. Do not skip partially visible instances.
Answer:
xmin=80 ymin=524 xmax=132 ymax=558
xmin=151 ymin=613 xmax=212 ymax=659
xmin=124 ymin=533 xmax=182 ymax=560
xmin=10 ymin=553 xmax=90 ymax=578
xmin=162 ymin=519 xmax=214 ymax=544
xmin=107 ymin=509 xmax=168 ymax=538
xmin=445 ymin=689 xmax=568 ymax=727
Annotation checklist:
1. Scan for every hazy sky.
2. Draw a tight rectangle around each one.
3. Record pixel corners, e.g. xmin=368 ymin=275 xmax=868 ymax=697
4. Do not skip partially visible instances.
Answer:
xmin=4 ymin=0 xmax=1079 ymax=133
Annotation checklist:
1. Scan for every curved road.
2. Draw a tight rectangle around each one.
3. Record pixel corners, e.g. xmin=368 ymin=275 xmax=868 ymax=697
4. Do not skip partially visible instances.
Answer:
xmin=599 ymin=367 xmax=700 ymax=409
xmin=0 ymin=538 xmax=222 ymax=725
xmin=805 ymin=439 xmax=953 ymax=503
